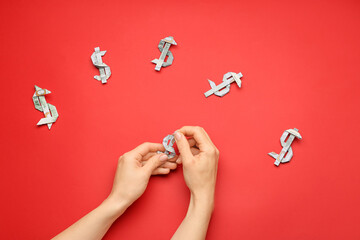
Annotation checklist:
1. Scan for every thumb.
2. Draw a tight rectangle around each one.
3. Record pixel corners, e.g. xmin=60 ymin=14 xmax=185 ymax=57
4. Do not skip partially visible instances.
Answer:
xmin=174 ymin=131 xmax=193 ymax=161
xmin=143 ymin=154 xmax=168 ymax=174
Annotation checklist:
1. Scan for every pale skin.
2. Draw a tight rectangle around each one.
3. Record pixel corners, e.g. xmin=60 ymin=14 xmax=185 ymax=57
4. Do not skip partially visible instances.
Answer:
xmin=52 ymin=126 xmax=219 ymax=240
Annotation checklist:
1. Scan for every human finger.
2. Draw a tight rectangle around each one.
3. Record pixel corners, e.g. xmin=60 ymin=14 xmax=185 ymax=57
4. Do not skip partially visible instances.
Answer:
xmin=151 ymin=168 xmax=171 ymax=175
xmin=178 ymin=126 xmax=212 ymax=149
xmin=159 ymin=161 xmax=177 ymax=170
xmin=143 ymin=153 xmax=168 ymax=175
xmin=187 ymin=138 xmax=197 ymax=148
xmin=129 ymin=142 xmax=165 ymax=158
xmin=176 ymin=147 xmax=201 ymax=164
xmin=174 ymin=131 xmax=193 ymax=163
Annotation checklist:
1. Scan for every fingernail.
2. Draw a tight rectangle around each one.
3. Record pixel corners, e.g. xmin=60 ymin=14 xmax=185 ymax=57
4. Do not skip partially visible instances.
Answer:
xmin=174 ymin=131 xmax=182 ymax=141
xmin=159 ymin=154 xmax=168 ymax=161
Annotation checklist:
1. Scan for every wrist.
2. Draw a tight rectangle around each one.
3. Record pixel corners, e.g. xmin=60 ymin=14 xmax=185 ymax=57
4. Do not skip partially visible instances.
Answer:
xmin=189 ymin=191 xmax=215 ymax=214
xmin=102 ymin=195 xmax=131 ymax=219
xmin=183 ymin=193 xmax=214 ymax=227
xmin=191 ymin=189 xmax=214 ymax=204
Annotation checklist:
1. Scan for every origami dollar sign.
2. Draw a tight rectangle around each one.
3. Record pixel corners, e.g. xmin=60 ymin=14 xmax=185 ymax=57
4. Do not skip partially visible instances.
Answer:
xmin=91 ymin=47 xmax=111 ymax=84
xmin=157 ymin=134 xmax=176 ymax=159
xmin=204 ymin=72 xmax=243 ymax=97
xmin=268 ymin=128 xmax=302 ymax=166
xmin=151 ymin=36 xmax=177 ymax=71
xmin=33 ymin=85 xmax=59 ymax=130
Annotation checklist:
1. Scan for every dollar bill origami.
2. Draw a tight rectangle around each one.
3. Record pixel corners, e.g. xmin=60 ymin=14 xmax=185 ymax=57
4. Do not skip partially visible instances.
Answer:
xmin=32 ymin=85 xmax=59 ymax=130
xmin=157 ymin=134 xmax=176 ymax=159
xmin=268 ymin=128 xmax=302 ymax=166
xmin=151 ymin=36 xmax=177 ymax=71
xmin=91 ymin=47 xmax=111 ymax=84
xmin=204 ymin=72 xmax=243 ymax=97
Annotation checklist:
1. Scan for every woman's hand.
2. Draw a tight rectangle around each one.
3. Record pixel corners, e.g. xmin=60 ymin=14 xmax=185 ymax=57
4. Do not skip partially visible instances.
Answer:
xmin=52 ymin=142 xmax=178 ymax=240
xmin=175 ymin=126 xmax=219 ymax=203
xmin=172 ymin=126 xmax=219 ymax=240
xmin=108 ymin=142 xmax=178 ymax=209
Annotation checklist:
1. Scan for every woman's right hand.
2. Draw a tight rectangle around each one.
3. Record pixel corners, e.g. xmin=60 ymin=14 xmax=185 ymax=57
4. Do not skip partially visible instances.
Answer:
xmin=174 ymin=126 xmax=219 ymax=204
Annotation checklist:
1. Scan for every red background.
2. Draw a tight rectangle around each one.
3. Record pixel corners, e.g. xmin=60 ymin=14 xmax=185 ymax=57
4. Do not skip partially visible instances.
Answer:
xmin=1 ymin=0 xmax=359 ymax=239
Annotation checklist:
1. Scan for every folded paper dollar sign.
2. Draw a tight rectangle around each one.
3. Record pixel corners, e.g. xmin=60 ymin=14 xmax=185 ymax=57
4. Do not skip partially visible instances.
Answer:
xmin=204 ymin=72 xmax=243 ymax=97
xmin=157 ymin=134 xmax=178 ymax=159
xmin=268 ymin=128 xmax=302 ymax=166
xmin=91 ymin=47 xmax=111 ymax=84
xmin=151 ymin=36 xmax=177 ymax=71
xmin=32 ymin=85 xmax=59 ymax=130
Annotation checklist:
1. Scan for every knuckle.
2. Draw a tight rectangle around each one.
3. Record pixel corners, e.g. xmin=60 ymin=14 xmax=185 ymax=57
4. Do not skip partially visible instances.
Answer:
xmin=207 ymin=147 xmax=219 ymax=156
xmin=202 ymin=146 xmax=212 ymax=152
xmin=118 ymin=155 xmax=125 ymax=163
xmin=195 ymin=126 xmax=203 ymax=132
xmin=121 ymin=152 xmax=130 ymax=159
xmin=142 ymin=142 xmax=151 ymax=147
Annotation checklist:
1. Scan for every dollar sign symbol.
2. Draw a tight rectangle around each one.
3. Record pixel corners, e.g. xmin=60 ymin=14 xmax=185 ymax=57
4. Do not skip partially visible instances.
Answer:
xmin=268 ymin=128 xmax=302 ymax=166
xmin=91 ymin=47 xmax=111 ymax=84
xmin=204 ymin=72 xmax=243 ymax=97
xmin=157 ymin=134 xmax=176 ymax=159
xmin=151 ymin=36 xmax=177 ymax=71
xmin=33 ymin=85 xmax=59 ymax=130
